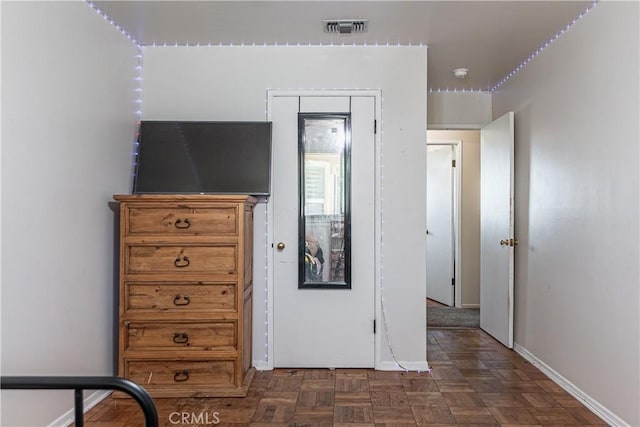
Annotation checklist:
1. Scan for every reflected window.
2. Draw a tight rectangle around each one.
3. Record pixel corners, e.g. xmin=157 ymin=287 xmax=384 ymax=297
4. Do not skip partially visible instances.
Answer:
xmin=298 ymin=114 xmax=351 ymax=289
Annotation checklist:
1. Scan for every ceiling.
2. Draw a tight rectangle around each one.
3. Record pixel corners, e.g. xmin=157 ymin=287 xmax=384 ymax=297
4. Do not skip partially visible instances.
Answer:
xmin=93 ymin=1 xmax=594 ymax=91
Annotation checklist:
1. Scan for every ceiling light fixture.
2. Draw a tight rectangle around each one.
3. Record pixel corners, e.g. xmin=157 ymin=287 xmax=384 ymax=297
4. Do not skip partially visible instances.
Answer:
xmin=323 ymin=19 xmax=368 ymax=34
xmin=453 ymin=68 xmax=469 ymax=79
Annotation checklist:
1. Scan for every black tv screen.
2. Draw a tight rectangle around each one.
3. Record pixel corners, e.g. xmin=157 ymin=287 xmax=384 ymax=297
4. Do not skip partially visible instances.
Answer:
xmin=133 ymin=121 xmax=272 ymax=195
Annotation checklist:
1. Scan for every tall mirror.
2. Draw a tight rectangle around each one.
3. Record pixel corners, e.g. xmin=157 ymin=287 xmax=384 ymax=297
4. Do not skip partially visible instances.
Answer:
xmin=298 ymin=113 xmax=351 ymax=289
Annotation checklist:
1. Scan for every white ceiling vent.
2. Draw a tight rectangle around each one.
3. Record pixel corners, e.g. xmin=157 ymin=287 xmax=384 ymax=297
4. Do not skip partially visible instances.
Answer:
xmin=323 ymin=19 xmax=368 ymax=34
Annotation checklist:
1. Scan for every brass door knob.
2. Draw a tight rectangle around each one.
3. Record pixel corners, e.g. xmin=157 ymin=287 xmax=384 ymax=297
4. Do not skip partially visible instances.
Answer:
xmin=276 ymin=242 xmax=286 ymax=250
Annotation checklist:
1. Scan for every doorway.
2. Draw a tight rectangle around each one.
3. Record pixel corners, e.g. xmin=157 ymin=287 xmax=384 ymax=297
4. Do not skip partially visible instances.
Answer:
xmin=267 ymin=91 xmax=381 ymax=368
xmin=426 ymin=130 xmax=481 ymax=328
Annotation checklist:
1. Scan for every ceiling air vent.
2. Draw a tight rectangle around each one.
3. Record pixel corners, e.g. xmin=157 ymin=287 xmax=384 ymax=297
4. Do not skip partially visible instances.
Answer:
xmin=323 ymin=19 xmax=368 ymax=34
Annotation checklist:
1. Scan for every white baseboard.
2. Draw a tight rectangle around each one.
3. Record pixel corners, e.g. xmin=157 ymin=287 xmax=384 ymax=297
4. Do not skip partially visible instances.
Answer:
xmin=253 ymin=360 xmax=271 ymax=371
xmin=514 ymin=342 xmax=628 ymax=427
xmin=377 ymin=361 xmax=430 ymax=372
xmin=460 ymin=303 xmax=480 ymax=308
xmin=48 ymin=390 xmax=112 ymax=427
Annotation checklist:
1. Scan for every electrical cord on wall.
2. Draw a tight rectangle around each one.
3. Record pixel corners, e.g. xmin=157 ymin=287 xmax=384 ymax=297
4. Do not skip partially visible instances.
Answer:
xmin=380 ymin=297 xmax=431 ymax=373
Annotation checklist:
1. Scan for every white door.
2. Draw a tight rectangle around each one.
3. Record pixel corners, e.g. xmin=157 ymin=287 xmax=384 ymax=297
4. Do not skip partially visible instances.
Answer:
xmin=271 ymin=95 xmax=376 ymax=367
xmin=480 ymin=112 xmax=515 ymax=348
xmin=426 ymin=145 xmax=454 ymax=306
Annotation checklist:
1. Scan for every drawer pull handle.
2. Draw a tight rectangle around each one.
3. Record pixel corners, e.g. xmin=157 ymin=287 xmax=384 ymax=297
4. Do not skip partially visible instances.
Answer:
xmin=173 ymin=295 xmax=190 ymax=306
xmin=174 ymin=218 xmax=191 ymax=229
xmin=173 ymin=332 xmax=189 ymax=344
xmin=174 ymin=256 xmax=190 ymax=268
xmin=173 ymin=370 xmax=189 ymax=382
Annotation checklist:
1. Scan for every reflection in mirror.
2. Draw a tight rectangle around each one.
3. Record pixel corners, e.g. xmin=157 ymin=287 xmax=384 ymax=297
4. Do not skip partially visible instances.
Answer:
xmin=298 ymin=114 xmax=351 ymax=289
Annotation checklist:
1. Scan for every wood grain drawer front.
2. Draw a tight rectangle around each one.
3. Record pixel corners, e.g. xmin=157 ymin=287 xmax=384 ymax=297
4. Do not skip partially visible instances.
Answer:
xmin=126 ymin=207 xmax=237 ymax=236
xmin=125 ymin=283 xmax=236 ymax=313
xmin=125 ymin=322 xmax=236 ymax=351
xmin=126 ymin=360 xmax=235 ymax=388
xmin=127 ymin=246 xmax=237 ymax=274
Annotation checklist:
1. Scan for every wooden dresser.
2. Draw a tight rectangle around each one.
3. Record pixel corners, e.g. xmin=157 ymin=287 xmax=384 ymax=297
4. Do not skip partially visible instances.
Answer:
xmin=113 ymin=194 xmax=256 ymax=398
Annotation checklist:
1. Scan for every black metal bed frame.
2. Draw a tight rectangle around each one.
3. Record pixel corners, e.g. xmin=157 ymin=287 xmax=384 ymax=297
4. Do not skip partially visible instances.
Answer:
xmin=1 ymin=376 xmax=158 ymax=427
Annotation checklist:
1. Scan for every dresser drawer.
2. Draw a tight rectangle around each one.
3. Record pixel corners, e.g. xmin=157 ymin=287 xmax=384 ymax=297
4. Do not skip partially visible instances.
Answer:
xmin=125 ymin=282 xmax=236 ymax=314
xmin=125 ymin=206 xmax=238 ymax=236
xmin=126 ymin=360 xmax=236 ymax=389
xmin=127 ymin=245 xmax=236 ymax=274
xmin=125 ymin=322 xmax=236 ymax=351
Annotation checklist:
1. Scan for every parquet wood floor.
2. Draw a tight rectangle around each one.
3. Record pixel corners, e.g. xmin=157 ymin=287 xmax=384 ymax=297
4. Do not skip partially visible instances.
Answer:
xmin=75 ymin=329 xmax=607 ymax=426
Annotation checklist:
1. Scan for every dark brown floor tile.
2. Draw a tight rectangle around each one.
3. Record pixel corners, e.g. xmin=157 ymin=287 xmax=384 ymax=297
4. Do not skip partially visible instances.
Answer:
xmin=411 ymin=405 xmax=456 ymax=424
xmin=334 ymin=403 xmax=375 ymax=423
xmin=251 ymin=391 xmax=298 ymax=422
xmin=405 ymin=391 xmax=446 ymax=406
xmin=296 ymin=390 xmax=334 ymax=407
xmin=334 ymin=391 xmax=372 ymax=404
xmin=401 ymin=377 xmax=439 ymax=392
xmin=459 ymin=368 xmax=496 ymax=379
xmin=336 ymin=378 xmax=370 ymax=392
xmin=435 ymin=379 xmax=475 ymax=393
xmin=501 ymin=380 xmax=546 ymax=393
xmin=552 ymin=394 xmax=585 ymax=408
xmin=291 ymin=406 xmax=334 ymax=424
xmin=334 ymin=424 xmax=375 ymax=427
xmin=374 ymin=424 xmax=419 ymax=427
xmin=428 ymin=350 xmax=452 ymax=361
xmin=266 ymin=376 xmax=303 ymax=392
xmin=452 ymin=359 xmax=489 ymax=369
xmin=479 ymin=392 xmax=530 ymax=408
xmin=468 ymin=378 xmax=508 ymax=393
xmin=303 ymin=369 xmax=336 ymax=380
xmin=563 ymin=406 xmax=608 ymax=425
xmin=519 ymin=393 xmax=562 ymax=408
xmin=429 ymin=366 xmax=466 ymax=380
xmin=370 ymin=390 xmax=409 ymax=406
xmin=370 ymin=370 xmax=404 ymax=379
xmin=372 ymin=405 xmax=416 ymax=423
xmin=528 ymin=407 xmax=581 ymax=425
xmin=272 ymin=368 xmax=304 ymax=377
xmin=535 ymin=380 xmax=567 ymax=395
xmin=214 ymin=407 xmax=256 ymax=423
xmin=369 ymin=378 xmax=404 ymax=391
xmin=449 ymin=406 xmax=499 ymax=425
xmin=300 ymin=379 xmax=335 ymax=391
xmin=488 ymin=407 xmax=539 ymax=424
xmin=442 ymin=392 xmax=486 ymax=408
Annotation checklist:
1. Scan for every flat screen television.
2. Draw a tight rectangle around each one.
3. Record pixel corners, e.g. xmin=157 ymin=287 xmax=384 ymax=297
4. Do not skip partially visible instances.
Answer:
xmin=133 ymin=121 xmax=272 ymax=195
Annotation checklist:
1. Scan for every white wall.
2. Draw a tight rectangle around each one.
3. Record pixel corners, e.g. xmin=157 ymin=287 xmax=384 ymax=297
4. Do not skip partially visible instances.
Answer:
xmin=1 ymin=2 xmax=139 ymax=425
xmin=428 ymin=92 xmax=492 ymax=129
xmin=493 ymin=2 xmax=639 ymax=425
xmin=427 ymin=130 xmax=481 ymax=308
xmin=142 ymin=46 xmax=428 ymax=368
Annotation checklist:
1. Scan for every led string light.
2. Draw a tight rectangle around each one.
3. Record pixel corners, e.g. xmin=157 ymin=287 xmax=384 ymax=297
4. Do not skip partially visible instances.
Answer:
xmin=490 ymin=0 xmax=599 ymax=92
xmin=428 ymin=88 xmax=490 ymax=94
xmin=84 ymin=1 xmax=141 ymax=47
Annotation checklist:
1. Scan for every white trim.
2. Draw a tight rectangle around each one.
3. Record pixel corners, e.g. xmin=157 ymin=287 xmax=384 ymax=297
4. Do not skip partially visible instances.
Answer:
xmin=461 ymin=303 xmax=480 ymax=309
xmin=514 ymin=343 xmax=628 ymax=427
xmin=266 ymin=89 xmax=382 ymax=370
xmin=378 ymin=361 xmax=430 ymax=372
xmin=427 ymin=124 xmax=485 ymax=130
xmin=48 ymin=390 xmax=112 ymax=427
xmin=253 ymin=360 xmax=271 ymax=371
xmin=425 ymin=139 xmax=463 ymax=309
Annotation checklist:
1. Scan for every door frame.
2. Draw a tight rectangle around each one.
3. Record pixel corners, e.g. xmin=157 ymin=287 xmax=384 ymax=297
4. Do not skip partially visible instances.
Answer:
xmin=266 ymin=89 xmax=382 ymax=370
xmin=425 ymin=139 xmax=463 ymax=308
